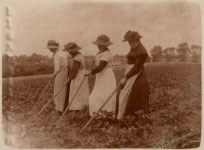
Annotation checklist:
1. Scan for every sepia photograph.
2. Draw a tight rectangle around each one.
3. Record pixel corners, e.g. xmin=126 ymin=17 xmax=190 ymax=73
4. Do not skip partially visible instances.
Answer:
xmin=1 ymin=0 xmax=202 ymax=149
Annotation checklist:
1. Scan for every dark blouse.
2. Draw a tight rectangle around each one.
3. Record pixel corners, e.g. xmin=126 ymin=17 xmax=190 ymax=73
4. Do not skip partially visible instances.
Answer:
xmin=125 ymin=43 xmax=148 ymax=79
xmin=69 ymin=52 xmax=81 ymax=80
xmin=91 ymin=50 xmax=109 ymax=75
xmin=91 ymin=60 xmax=108 ymax=75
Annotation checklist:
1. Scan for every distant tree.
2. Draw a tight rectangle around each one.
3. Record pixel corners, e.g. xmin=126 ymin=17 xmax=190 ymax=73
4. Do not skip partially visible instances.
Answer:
xmin=191 ymin=45 xmax=201 ymax=62
xmin=146 ymin=55 xmax=151 ymax=62
xmin=2 ymin=53 xmax=16 ymax=64
xmin=2 ymin=54 xmax=9 ymax=64
xmin=176 ymin=43 xmax=191 ymax=62
xmin=163 ymin=47 xmax=176 ymax=62
xmin=150 ymin=46 xmax=163 ymax=62
xmin=2 ymin=53 xmax=55 ymax=77
xmin=28 ymin=53 xmax=43 ymax=62
xmin=17 ymin=55 xmax=28 ymax=64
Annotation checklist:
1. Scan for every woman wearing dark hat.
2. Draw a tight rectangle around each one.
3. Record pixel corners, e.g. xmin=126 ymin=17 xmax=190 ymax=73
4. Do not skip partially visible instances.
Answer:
xmin=85 ymin=35 xmax=116 ymax=117
xmin=63 ymin=42 xmax=89 ymax=111
xmin=46 ymin=40 xmax=68 ymax=115
xmin=117 ymin=31 xmax=149 ymax=119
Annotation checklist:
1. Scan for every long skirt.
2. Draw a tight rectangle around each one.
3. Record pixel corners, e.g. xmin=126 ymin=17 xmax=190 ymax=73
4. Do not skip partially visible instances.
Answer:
xmin=117 ymin=65 xmax=149 ymax=119
xmin=69 ymin=69 xmax=89 ymax=110
xmin=89 ymin=68 xmax=116 ymax=116
xmin=54 ymin=66 xmax=68 ymax=112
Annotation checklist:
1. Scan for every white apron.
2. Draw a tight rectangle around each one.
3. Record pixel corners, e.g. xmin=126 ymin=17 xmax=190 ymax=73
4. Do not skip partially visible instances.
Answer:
xmin=117 ymin=65 xmax=140 ymax=119
xmin=53 ymin=50 xmax=68 ymax=112
xmin=69 ymin=53 xmax=89 ymax=110
xmin=89 ymin=50 xmax=116 ymax=116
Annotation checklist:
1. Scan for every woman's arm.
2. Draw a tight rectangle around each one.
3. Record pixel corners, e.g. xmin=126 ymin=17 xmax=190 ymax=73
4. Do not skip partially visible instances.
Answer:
xmin=125 ymin=54 xmax=147 ymax=79
xmin=91 ymin=60 xmax=108 ymax=75
xmin=69 ymin=60 xmax=81 ymax=80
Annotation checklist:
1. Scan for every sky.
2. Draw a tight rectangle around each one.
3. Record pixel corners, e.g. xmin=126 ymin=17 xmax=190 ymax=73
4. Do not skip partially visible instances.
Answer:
xmin=1 ymin=0 xmax=202 ymax=57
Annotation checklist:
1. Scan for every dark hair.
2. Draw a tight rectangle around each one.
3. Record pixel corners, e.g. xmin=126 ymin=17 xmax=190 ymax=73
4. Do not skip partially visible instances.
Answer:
xmin=136 ymin=38 xmax=141 ymax=43
xmin=129 ymin=38 xmax=140 ymax=43
xmin=54 ymin=42 xmax=59 ymax=47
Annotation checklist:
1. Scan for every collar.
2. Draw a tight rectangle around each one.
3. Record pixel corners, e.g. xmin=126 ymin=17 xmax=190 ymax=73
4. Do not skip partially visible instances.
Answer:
xmin=130 ymin=42 xmax=139 ymax=49
xmin=98 ymin=48 xmax=109 ymax=53
xmin=53 ymin=48 xmax=59 ymax=56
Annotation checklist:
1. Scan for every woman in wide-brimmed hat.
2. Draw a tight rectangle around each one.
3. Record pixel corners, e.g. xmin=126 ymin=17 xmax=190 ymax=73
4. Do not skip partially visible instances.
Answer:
xmin=85 ymin=34 xmax=117 ymax=117
xmin=116 ymin=31 xmax=150 ymax=119
xmin=46 ymin=40 xmax=69 ymax=115
xmin=63 ymin=42 xmax=89 ymax=111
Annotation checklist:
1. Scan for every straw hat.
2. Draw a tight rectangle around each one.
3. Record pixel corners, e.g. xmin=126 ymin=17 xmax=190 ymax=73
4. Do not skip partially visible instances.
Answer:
xmin=122 ymin=31 xmax=142 ymax=42
xmin=46 ymin=40 xmax=59 ymax=49
xmin=92 ymin=34 xmax=113 ymax=46
xmin=63 ymin=42 xmax=81 ymax=52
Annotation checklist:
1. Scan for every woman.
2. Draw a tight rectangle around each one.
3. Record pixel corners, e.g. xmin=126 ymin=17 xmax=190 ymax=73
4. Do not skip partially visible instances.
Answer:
xmin=46 ymin=40 xmax=68 ymax=115
xmin=117 ymin=31 xmax=150 ymax=119
xmin=85 ymin=34 xmax=117 ymax=117
xmin=63 ymin=42 xmax=89 ymax=111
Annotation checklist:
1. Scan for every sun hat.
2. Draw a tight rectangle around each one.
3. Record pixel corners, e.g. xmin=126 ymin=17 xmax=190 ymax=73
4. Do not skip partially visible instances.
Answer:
xmin=63 ymin=42 xmax=81 ymax=52
xmin=46 ymin=40 xmax=59 ymax=49
xmin=92 ymin=34 xmax=113 ymax=46
xmin=122 ymin=31 xmax=142 ymax=42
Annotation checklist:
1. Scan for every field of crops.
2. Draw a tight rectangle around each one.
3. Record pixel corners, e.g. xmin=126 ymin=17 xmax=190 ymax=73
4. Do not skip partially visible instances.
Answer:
xmin=2 ymin=63 xmax=201 ymax=148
